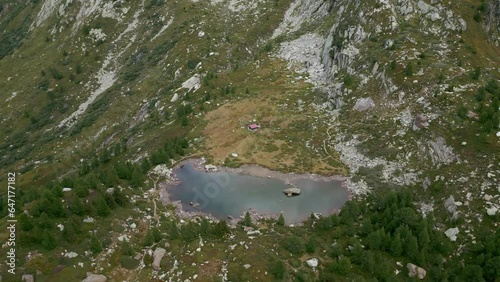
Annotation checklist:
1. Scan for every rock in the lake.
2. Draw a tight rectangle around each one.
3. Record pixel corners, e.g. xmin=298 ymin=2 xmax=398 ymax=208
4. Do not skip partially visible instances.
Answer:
xmin=283 ymin=187 xmax=301 ymax=197
xmin=407 ymin=263 xmax=426 ymax=279
xmin=152 ymin=248 xmax=166 ymax=270
xmin=204 ymin=164 xmax=217 ymax=172
xmin=82 ymin=274 xmax=107 ymax=282
xmin=306 ymin=258 xmax=319 ymax=268
xmin=22 ymin=274 xmax=34 ymax=282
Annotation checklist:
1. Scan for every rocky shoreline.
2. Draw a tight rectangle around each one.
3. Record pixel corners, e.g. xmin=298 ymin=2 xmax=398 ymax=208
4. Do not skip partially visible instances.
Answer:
xmin=157 ymin=158 xmax=351 ymax=224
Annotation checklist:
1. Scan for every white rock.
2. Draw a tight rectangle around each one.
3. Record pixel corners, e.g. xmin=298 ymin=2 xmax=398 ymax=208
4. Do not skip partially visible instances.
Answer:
xmin=62 ymin=187 xmax=72 ymax=192
xmin=306 ymin=258 xmax=318 ymax=268
xmin=198 ymin=31 xmax=205 ymax=38
xmin=407 ymin=263 xmax=426 ymax=279
xmin=243 ymin=264 xmax=251 ymax=269
xmin=152 ymin=248 xmax=167 ymax=270
xmin=130 ymin=223 xmax=136 ymax=229
xmin=247 ymin=230 xmax=261 ymax=236
xmin=83 ymin=217 xmax=95 ymax=223
xmin=353 ymin=97 xmax=375 ymax=111
xmin=444 ymin=227 xmax=459 ymax=241
xmin=486 ymin=207 xmax=498 ymax=216
xmin=171 ymin=93 xmax=179 ymax=102
xmin=231 ymin=153 xmax=239 ymax=158
xmin=82 ymin=274 xmax=107 ymax=282
xmin=22 ymin=274 xmax=34 ymax=282
xmin=65 ymin=252 xmax=78 ymax=258
xmin=179 ymin=74 xmax=201 ymax=93
xmin=384 ymin=39 xmax=394 ymax=49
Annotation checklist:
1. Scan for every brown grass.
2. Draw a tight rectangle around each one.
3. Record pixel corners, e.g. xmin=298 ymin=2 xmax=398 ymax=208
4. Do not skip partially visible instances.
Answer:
xmin=201 ymin=59 xmax=347 ymax=175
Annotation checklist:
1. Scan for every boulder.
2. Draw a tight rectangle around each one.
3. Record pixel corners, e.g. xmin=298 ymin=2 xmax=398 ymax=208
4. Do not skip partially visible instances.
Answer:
xmin=422 ymin=177 xmax=431 ymax=190
xmin=204 ymin=164 xmax=217 ymax=172
xmin=283 ymin=187 xmax=301 ymax=197
xmin=152 ymin=248 xmax=166 ymax=270
xmin=413 ymin=114 xmax=429 ymax=131
xmin=82 ymin=274 xmax=107 ymax=282
xmin=62 ymin=187 xmax=72 ymax=192
xmin=444 ymin=227 xmax=459 ymax=241
xmin=306 ymin=258 xmax=318 ymax=269
xmin=407 ymin=263 xmax=426 ymax=279
xmin=243 ymin=264 xmax=251 ymax=269
xmin=444 ymin=196 xmax=456 ymax=212
xmin=353 ymin=97 xmax=375 ymax=111
xmin=22 ymin=274 xmax=34 ymax=282
xmin=170 ymin=93 xmax=179 ymax=103
xmin=384 ymin=39 xmax=394 ymax=49
xmin=486 ymin=207 xmax=498 ymax=216
xmin=64 ymin=252 xmax=78 ymax=258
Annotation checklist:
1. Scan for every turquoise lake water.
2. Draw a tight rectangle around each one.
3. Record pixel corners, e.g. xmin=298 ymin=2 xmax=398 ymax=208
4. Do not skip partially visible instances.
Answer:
xmin=170 ymin=163 xmax=350 ymax=223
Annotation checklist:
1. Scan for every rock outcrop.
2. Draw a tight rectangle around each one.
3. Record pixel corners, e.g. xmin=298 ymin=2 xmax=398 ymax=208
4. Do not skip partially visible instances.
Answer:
xmin=306 ymin=258 xmax=319 ymax=269
xmin=152 ymin=248 xmax=167 ymax=270
xmin=22 ymin=274 xmax=34 ymax=282
xmin=444 ymin=227 xmax=459 ymax=241
xmin=82 ymin=274 xmax=107 ymax=282
xmin=407 ymin=263 xmax=426 ymax=279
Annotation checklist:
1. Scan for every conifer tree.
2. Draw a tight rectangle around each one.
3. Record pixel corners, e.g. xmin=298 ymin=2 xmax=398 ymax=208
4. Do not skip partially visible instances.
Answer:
xmin=152 ymin=227 xmax=162 ymax=243
xmin=113 ymin=188 xmax=129 ymax=207
xmin=390 ymin=232 xmax=403 ymax=256
xmin=70 ymin=194 xmax=84 ymax=216
xmin=144 ymin=230 xmax=154 ymax=246
xmin=242 ymin=211 xmax=252 ymax=227
xmin=96 ymin=196 xmax=110 ymax=217
xmin=42 ymin=229 xmax=56 ymax=250
xmin=19 ymin=213 xmax=34 ymax=231
xmin=121 ymin=241 xmax=135 ymax=256
xmin=418 ymin=225 xmax=431 ymax=250
xmin=90 ymin=235 xmax=103 ymax=254
xmin=277 ymin=213 xmax=285 ymax=226
xmin=405 ymin=234 xmax=419 ymax=260
xmin=212 ymin=220 xmax=230 ymax=238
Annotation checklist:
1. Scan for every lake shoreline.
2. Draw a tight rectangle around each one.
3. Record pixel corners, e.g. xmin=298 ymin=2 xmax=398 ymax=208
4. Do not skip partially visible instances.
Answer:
xmin=159 ymin=158 xmax=351 ymax=224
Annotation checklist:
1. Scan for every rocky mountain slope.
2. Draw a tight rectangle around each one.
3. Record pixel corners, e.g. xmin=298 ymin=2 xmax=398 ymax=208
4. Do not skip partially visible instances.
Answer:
xmin=0 ymin=0 xmax=498 ymax=281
